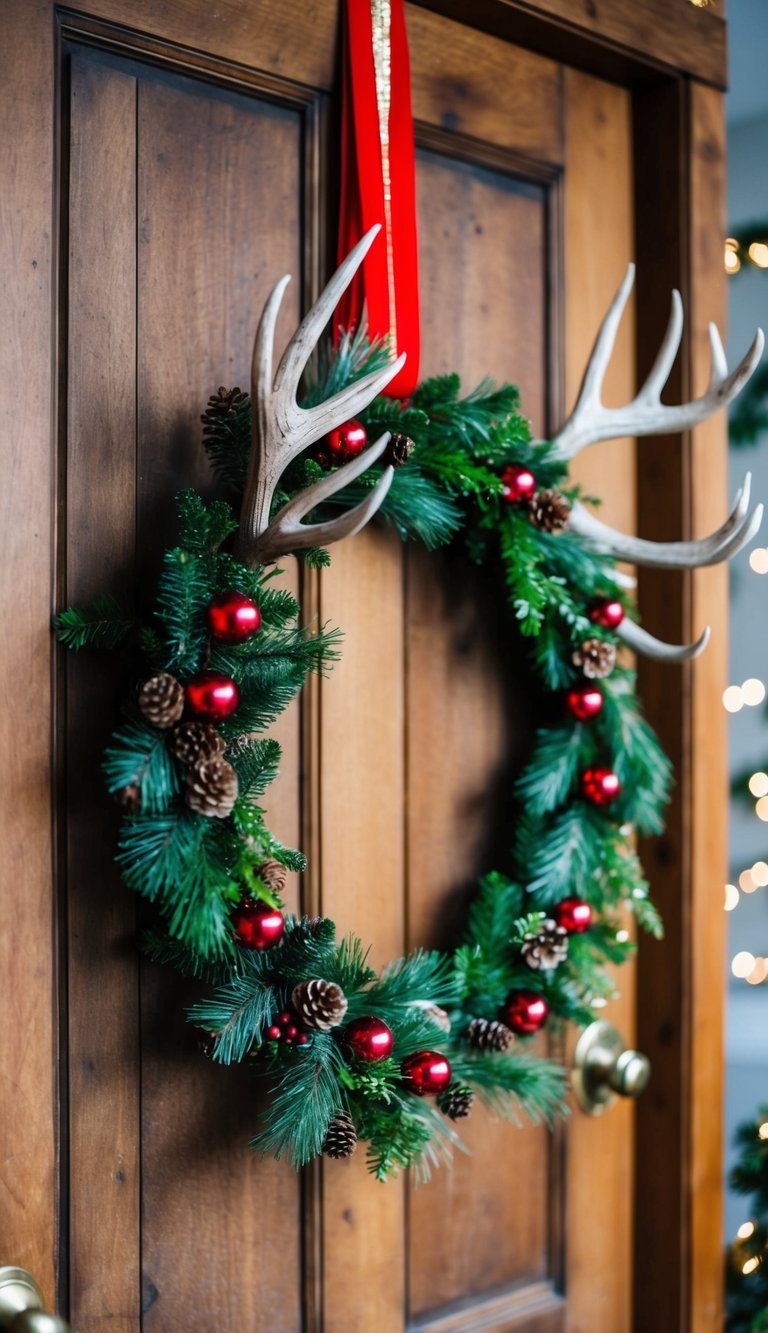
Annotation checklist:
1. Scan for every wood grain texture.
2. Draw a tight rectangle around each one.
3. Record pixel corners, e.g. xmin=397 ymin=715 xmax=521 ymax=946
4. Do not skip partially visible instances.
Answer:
xmin=65 ymin=53 xmax=141 ymax=1333
xmin=407 ymin=148 xmax=551 ymax=1320
xmin=413 ymin=0 xmax=726 ymax=89
xmin=316 ymin=525 xmax=407 ymax=1333
xmin=687 ymin=80 xmax=727 ymax=1333
xmin=561 ymin=69 xmax=635 ymax=1333
xmin=632 ymin=77 xmax=690 ymax=1333
xmin=406 ymin=3 xmax=563 ymax=165
xmin=0 ymin=0 xmax=57 ymax=1307
xmin=134 ymin=69 xmax=305 ymax=1332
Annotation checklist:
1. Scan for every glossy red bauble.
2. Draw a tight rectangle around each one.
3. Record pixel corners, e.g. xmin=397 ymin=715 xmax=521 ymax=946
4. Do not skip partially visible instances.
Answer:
xmin=206 ymin=591 xmax=261 ymax=644
xmin=553 ymin=897 xmax=593 ymax=934
xmin=344 ymin=1016 xmax=394 ymax=1062
xmin=565 ymin=684 xmax=604 ymax=721
xmin=184 ymin=670 xmax=240 ymax=722
xmin=501 ymin=464 xmax=536 ymax=504
xmin=400 ymin=1050 xmax=453 ymax=1096
xmin=325 ymin=418 xmax=368 ymax=462
xmin=588 ymin=596 xmax=625 ymax=630
xmin=232 ymin=899 xmax=285 ymax=951
xmin=580 ymin=765 xmax=622 ymax=806
xmin=502 ymin=989 xmax=549 ymax=1036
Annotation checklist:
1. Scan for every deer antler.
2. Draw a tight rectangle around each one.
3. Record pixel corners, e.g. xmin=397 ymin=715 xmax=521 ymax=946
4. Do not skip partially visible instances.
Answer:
xmin=549 ymin=265 xmax=764 ymax=660
xmin=238 ymin=226 xmax=406 ymax=566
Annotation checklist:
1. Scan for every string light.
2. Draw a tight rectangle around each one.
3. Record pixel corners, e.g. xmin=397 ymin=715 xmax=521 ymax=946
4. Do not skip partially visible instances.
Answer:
xmin=743 ymin=678 xmax=766 ymax=706
xmin=746 ymin=958 xmax=768 ymax=985
xmin=725 ymin=685 xmax=745 ymax=712
xmin=743 ymin=1256 xmax=761 ymax=1275
xmin=738 ymin=1221 xmax=756 ymax=1239
xmin=752 ymin=862 xmax=768 ymax=887
xmin=740 ymin=867 xmax=758 ymax=893
xmin=756 ymin=797 xmax=768 ymax=823
xmin=749 ymin=548 xmax=768 ymax=574
xmin=759 ymin=1124 xmax=768 ymax=1141
xmin=749 ymin=772 xmax=768 ymax=798
xmin=748 ymin=243 xmax=768 ymax=269
xmin=615 ymin=929 xmax=629 ymax=943
xmin=733 ymin=951 xmax=757 ymax=979
xmin=725 ymin=883 xmax=740 ymax=911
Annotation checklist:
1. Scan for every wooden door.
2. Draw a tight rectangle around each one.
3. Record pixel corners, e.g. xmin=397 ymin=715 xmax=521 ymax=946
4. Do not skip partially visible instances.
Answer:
xmin=0 ymin=2 xmax=729 ymax=1331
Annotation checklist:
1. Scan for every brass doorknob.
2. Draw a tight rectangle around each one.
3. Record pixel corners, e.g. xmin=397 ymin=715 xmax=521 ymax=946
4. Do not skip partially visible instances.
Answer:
xmin=0 ymin=1269 xmax=68 ymax=1332
xmin=572 ymin=1019 xmax=651 ymax=1116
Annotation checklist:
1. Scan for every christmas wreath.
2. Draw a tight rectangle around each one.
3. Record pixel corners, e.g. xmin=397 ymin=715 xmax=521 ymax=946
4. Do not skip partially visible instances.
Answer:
xmin=57 ymin=229 xmax=761 ymax=1180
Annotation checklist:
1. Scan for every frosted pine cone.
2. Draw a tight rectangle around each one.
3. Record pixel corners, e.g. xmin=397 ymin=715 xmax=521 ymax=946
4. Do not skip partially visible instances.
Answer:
xmin=138 ymin=673 xmax=184 ymax=730
xmin=291 ymin=978 xmax=348 ymax=1030
xmin=168 ymin=720 xmax=227 ymax=766
xmin=438 ymin=1083 xmax=475 ymax=1120
xmin=520 ymin=918 xmax=569 ymax=971
xmin=323 ymin=1110 xmax=357 ymax=1160
xmin=572 ymin=637 xmax=617 ymax=680
xmin=185 ymin=756 xmax=239 ymax=818
xmin=201 ymin=385 xmax=248 ymax=420
xmin=528 ymin=488 xmax=571 ymax=532
xmin=466 ymin=1017 xmax=514 ymax=1052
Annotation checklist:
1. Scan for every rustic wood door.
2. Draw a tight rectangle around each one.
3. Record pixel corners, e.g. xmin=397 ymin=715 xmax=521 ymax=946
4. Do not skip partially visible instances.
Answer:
xmin=0 ymin=2 xmax=729 ymax=1330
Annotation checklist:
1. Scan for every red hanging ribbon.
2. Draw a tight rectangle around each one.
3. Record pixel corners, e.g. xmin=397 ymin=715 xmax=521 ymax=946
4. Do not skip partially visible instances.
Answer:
xmin=336 ymin=0 xmax=419 ymax=397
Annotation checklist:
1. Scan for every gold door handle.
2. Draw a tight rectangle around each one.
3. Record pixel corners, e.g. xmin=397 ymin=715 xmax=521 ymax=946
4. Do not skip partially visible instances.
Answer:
xmin=0 ymin=1269 xmax=68 ymax=1332
xmin=572 ymin=1019 xmax=651 ymax=1116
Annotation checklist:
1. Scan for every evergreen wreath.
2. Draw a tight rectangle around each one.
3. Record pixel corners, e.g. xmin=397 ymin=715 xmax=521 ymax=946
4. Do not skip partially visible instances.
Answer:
xmin=59 ymin=230 xmax=758 ymax=1181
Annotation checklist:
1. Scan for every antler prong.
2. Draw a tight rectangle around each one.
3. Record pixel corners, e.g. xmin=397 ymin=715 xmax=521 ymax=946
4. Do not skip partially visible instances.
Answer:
xmin=617 ymin=617 xmax=710 ymax=663
xmin=248 ymin=433 xmax=395 ymax=563
xmin=637 ymin=288 xmax=683 ymax=404
xmin=239 ymin=225 xmax=406 ymax=566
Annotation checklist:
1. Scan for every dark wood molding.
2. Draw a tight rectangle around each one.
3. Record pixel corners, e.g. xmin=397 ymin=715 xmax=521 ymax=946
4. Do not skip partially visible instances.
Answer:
xmin=412 ymin=0 xmax=726 ymax=90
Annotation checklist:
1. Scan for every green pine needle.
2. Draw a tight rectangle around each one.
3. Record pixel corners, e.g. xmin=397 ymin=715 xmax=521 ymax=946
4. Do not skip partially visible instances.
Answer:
xmin=55 ymin=593 xmax=135 ymax=651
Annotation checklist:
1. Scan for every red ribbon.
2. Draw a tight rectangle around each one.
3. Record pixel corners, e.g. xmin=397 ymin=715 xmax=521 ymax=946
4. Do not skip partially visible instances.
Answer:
xmin=336 ymin=0 xmax=419 ymax=397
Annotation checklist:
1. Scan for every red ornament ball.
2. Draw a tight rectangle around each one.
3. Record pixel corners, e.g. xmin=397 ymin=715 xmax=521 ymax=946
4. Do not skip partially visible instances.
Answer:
xmin=580 ymin=765 xmax=622 ymax=806
xmin=206 ymin=591 xmax=261 ymax=644
xmin=502 ymin=989 xmax=549 ymax=1036
xmin=554 ymin=897 xmax=593 ymax=934
xmin=185 ymin=670 xmax=240 ymax=722
xmin=566 ymin=684 xmax=604 ymax=721
xmin=344 ymin=1016 xmax=394 ymax=1063
xmin=266 ymin=1025 xmax=281 ymax=1041
xmin=401 ymin=1050 xmax=453 ymax=1097
xmin=501 ymin=464 xmax=536 ymax=504
xmin=588 ymin=596 xmax=625 ymax=630
xmin=232 ymin=899 xmax=285 ymax=951
xmin=325 ymin=418 xmax=368 ymax=463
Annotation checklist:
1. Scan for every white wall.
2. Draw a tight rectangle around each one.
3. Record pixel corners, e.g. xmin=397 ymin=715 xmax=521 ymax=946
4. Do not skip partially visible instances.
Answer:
xmin=724 ymin=109 xmax=768 ymax=1242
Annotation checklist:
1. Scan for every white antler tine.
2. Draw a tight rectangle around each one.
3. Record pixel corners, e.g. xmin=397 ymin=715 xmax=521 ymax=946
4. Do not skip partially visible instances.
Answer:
xmin=274 ymin=224 xmax=383 ymax=397
xmin=708 ymin=322 xmax=728 ymax=386
xmin=247 ymin=433 xmax=394 ymax=564
xmin=577 ymin=263 xmax=636 ymax=407
xmin=253 ymin=273 xmax=291 ymax=402
xmin=569 ymin=492 xmax=762 ymax=568
xmin=617 ymin=617 xmax=710 ymax=662
xmin=637 ymin=289 xmax=683 ymax=404
xmin=296 ymin=354 xmax=407 ymax=448
xmin=717 ymin=328 xmax=765 ymax=406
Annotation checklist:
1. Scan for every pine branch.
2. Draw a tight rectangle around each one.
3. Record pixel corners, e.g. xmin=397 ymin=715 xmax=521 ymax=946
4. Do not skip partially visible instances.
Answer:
xmin=448 ymin=1047 xmax=567 ymax=1122
xmin=188 ymin=957 xmax=276 ymax=1063
xmin=251 ymin=1031 xmax=346 ymax=1167
xmin=103 ymin=720 xmax=179 ymax=814
xmin=176 ymin=490 xmax=238 ymax=554
xmin=226 ymin=737 xmax=282 ymax=800
xmin=55 ymin=593 xmax=135 ymax=651
xmin=515 ymin=725 xmax=587 ymax=815
xmin=155 ymin=548 xmax=213 ymax=675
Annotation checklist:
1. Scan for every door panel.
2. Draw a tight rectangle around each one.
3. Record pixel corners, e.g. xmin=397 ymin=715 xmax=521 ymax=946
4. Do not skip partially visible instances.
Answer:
xmin=0 ymin=2 xmax=726 ymax=1330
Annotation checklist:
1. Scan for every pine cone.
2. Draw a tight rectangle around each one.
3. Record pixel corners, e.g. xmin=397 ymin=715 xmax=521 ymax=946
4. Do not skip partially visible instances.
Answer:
xmin=168 ymin=720 xmax=227 ymax=767
xmin=528 ymin=488 xmax=572 ymax=532
xmin=291 ymin=978 xmax=348 ymax=1030
xmin=466 ymin=1017 xmax=514 ymax=1052
xmin=138 ymin=673 xmax=184 ymax=730
xmin=201 ymin=385 xmax=248 ymax=421
xmin=185 ymin=756 xmax=239 ymax=818
xmin=438 ymin=1083 xmax=475 ymax=1120
xmin=520 ymin=918 xmax=569 ymax=971
xmin=572 ymin=637 xmax=617 ymax=680
xmin=115 ymin=783 xmax=141 ymax=813
xmin=422 ymin=1004 xmax=451 ymax=1034
xmin=323 ymin=1110 xmax=358 ymax=1160
xmin=384 ymin=432 xmax=415 ymax=468
xmin=256 ymin=859 xmax=288 ymax=895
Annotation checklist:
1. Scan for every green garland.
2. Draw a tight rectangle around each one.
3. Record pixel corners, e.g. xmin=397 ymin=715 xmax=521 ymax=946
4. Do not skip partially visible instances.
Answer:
xmin=56 ymin=330 xmax=670 ymax=1179
xmin=726 ymin=1104 xmax=768 ymax=1331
